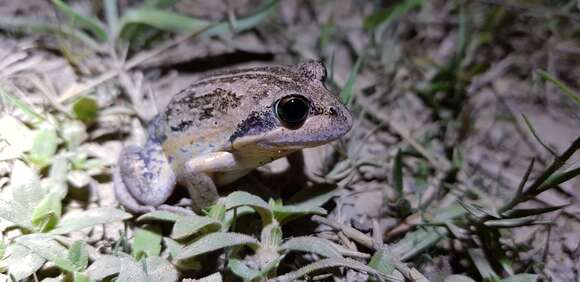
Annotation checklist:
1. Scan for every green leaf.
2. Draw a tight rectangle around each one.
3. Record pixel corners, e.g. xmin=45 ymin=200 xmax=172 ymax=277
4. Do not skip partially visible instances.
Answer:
xmin=73 ymin=272 xmax=90 ymax=282
xmin=28 ymin=126 xmax=59 ymax=167
xmin=61 ymin=120 xmax=88 ymax=150
xmin=119 ymin=8 xmax=211 ymax=36
xmin=272 ymin=203 xmax=326 ymax=224
xmin=391 ymin=226 xmax=446 ymax=261
xmin=46 ymin=155 xmax=69 ymax=199
xmin=501 ymin=274 xmax=539 ymax=282
xmin=72 ymin=96 xmax=98 ymax=125
xmin=85 ymin=255 xmax=125 ymax=280
xmin=176 ymin=232 xmax=259 ymax=260
xmin=132 ymin=226 xmax=162 ymax=259
xmin=202 ymin=0 xmax=281 ymax=37
xmin=164 ymin=238 xmax=202 ymax=271
xmin=228 ymin=259 xmax=260 ymax=282
xmin=467 ymin=248 xmax=499 ymax=281
xmin=101 ymin=256 xmax=177 ymax=282
xmin=141 ymin=256 xmax=178 ymax=282
xmin=502 ymin=204 xmax=567 ymax=218
xmin=0 ymin=199 xmax=33 ymax=229
xmin=339 ymin=55 xmax=364 ymax=106
xmin=225 ymin=191 xmax=272 ymax=224
xmin=280 ymin=236 xmax=342 ymax=258
xmin=51 ymin=0 xmax=108 ymax=41
xmin=0 ymin=160 xmax=45 ymax=229
xmin=137 ymin=210 xmax=182 ymax=223
xmin=444 ymin=275 xmax=476 ymax=282
xmin=368 ymin=248 xmax=395 ymax=276
xmin=258 ymin=254 xmax=285 ymax=278
xmin=170 ymin=215 xmax=221 ymax=240
xmin=50 ymin=207 xmax=132 ymax=234
xmin=537 ymin=69 xmax=580 ymax=106
xmin=274 ymin=258 xmax=388 ymax=281
xmin=0 ymin=115 xmax=34 ymax=161
xmin=458 ymin=201 xmax=500 ymax=219
xmin=30 ymin=192 xmax=62 ymax=232
xmin=68 ymin=241 xmax=89 ymax=272
xmin=260 ymin=222 xmax=282 ymax=249
xmin=10 ymin=160 xmax=43 ymax=212
xmin=363 ymin=0 xmax=423 ymax=30
xmin=116 ymin=257 xmax=146 ymax=282
xmin=483 ymin=217 xmax=537 ymax=228
xmin=0 ymin=243 xmax=45 ymax=280
xmin=15 ymin=234 xmax=70 ymax=271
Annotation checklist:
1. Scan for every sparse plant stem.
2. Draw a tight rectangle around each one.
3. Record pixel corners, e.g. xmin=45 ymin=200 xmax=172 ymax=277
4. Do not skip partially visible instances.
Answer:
xmin=500 ymin=136 xmax=580 ymax=213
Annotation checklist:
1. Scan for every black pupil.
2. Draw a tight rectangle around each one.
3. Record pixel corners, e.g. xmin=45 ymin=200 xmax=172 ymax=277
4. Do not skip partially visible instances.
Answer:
xmin=277 ymin=96 xmax=309 ymax=127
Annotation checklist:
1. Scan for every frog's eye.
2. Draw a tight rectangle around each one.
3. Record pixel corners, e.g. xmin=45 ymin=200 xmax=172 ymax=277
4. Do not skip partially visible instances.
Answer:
xmin=275 ymin=95 xmax=310 ymax=129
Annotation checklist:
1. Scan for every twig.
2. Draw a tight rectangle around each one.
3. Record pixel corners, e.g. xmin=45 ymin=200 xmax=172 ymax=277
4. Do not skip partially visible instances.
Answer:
xmin=312 ymin=215 xmax=375 ymax=250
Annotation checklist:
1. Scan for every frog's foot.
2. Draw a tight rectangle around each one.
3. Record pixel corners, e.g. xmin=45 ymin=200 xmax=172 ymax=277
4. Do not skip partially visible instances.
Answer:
xmin=113 ymin=165 xmax=156 ymax=214
xmin=115 ymin=144 xmax=176 ymax=213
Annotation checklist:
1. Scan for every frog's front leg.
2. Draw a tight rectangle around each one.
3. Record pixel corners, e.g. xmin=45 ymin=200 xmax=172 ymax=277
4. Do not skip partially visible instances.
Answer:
xmin=179 ymin=152 xmax=238 ymax=211
xmin=114 ymin=141 xmax=176 ymax=213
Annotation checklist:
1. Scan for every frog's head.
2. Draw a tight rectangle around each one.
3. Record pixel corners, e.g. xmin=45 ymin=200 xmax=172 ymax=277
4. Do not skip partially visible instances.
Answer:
xmin=230 ymin=60 xmax=352 ymax=152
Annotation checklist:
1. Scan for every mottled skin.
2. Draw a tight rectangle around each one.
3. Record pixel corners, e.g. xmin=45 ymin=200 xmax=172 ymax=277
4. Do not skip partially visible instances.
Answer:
xmin=114 ymin=61 xmax=352 ymax=213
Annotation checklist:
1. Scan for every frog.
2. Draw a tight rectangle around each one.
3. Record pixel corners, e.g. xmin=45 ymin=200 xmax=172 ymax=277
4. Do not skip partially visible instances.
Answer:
xmin=113 ymin=60 xmax=353 ymax=213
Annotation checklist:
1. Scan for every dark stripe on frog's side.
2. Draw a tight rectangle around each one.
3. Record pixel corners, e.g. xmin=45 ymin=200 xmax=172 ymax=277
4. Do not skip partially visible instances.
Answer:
xmin=165 ymin=87 xmax=241 ymax=133
xmin=228 ymin=110 xmax=277 ymax=143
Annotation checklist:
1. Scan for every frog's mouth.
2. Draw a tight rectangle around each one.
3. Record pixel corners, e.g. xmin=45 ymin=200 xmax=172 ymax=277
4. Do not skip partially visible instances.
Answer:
xmin=231 ymin=111 xmax=353 ymax=152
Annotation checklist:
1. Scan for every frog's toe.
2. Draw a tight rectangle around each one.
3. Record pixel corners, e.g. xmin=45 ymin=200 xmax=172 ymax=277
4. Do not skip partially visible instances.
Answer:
xmin=118 ymin=144 xmax=176 ymax=207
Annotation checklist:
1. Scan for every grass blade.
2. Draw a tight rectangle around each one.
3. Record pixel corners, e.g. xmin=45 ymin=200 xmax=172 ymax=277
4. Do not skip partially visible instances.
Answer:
xmin=0 ymin=17 xmax=104 ymax=52
xmin=521 ymin=114 xmax=557 ymax=157
xmin=467 ymin=248 xmax=499 ymax=281
xmin=537 ymin=69 xmax=580 ymax=106
xmin=339 ymin=55 xmax=364 ymax=106
xmin=119 ymin=8 xmax=211 ymax=35
xmin=52 ymin=0 xmax=108 ymax=42
xmin=392 ymin=150 xmax=404 ymax=198
xmin=537 ymin=166 xmax=580 ymax=193
xmin=363 ymin=0 xmax=423 ymax=30
xmin=0 ymin=86 xmax=45 ymax=121
xmin=202 ymin=0 xmax=280 ymax=37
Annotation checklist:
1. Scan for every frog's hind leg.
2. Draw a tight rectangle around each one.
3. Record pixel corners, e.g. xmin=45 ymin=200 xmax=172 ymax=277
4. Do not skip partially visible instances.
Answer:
xmin=115 ymin=142 xmax=176 ymax=213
